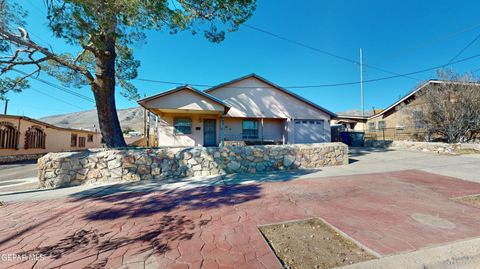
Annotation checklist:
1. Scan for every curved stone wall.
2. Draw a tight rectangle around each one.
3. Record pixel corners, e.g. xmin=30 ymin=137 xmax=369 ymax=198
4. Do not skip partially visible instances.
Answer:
xmin=37 ymin=143 xmax=348 ymax=188
xmin=365 ymin=140 xmax=480 ymax=154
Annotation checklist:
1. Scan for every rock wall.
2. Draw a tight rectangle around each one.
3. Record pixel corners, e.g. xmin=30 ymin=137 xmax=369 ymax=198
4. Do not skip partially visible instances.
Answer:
xmin=365 ymin=140 xmax=480 ymax=154
xmin=38 ymin=143 xmax=348 ymax=188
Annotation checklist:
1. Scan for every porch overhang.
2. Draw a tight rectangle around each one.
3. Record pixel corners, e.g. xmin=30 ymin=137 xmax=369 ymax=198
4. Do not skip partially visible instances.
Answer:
xmin=137 ymin=85 xmax=230 ymax=116
xmin=147 ymin=108 xmax=225 ymax=116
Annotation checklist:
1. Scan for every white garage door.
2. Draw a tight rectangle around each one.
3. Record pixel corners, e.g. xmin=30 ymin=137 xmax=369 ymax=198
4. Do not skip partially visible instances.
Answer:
xmin=294 ymin=119 xmax=325 ymax=144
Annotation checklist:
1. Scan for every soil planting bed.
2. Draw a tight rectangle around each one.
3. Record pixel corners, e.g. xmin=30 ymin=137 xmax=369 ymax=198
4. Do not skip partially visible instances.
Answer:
xmin=453 ymin=194 xmax=480 ymax=208
xmin=259 ymin=218 xmax=376 ymax=269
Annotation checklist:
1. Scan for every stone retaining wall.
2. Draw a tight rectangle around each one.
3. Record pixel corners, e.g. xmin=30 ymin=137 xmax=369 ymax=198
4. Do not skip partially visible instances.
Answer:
xmin=365 ymin=140 xmax=480 ymax=154
xmin=38 ymin=143 xmax=348 ymax=188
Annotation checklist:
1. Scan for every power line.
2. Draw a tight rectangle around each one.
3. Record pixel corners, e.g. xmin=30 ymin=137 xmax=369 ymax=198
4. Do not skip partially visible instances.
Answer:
xmin=29 ymin=87 xmax=86 ymax=109
xmin=137 ymin=53 xmax=480 ymax=89
xmin=137 ymin=78 xmax=211 ymax=88
xmin=12 ymin=69 xmax=94 ymax=102
xmin=379 ymin=20 xmax=480 ymax=63
xmin=445 ymin=30 xmax=480 ymax=66
xmin=243 ymin=24 xmax=419 ymax=81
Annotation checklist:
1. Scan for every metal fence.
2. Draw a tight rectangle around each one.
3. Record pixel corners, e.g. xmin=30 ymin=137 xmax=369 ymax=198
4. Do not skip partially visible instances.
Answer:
xmin=364 ymin=128 xmax=429 ymax=142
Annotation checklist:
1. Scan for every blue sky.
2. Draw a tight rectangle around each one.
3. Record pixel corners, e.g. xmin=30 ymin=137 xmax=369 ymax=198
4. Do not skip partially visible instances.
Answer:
xmin=5 ymin=0 xmax=480 ymax=118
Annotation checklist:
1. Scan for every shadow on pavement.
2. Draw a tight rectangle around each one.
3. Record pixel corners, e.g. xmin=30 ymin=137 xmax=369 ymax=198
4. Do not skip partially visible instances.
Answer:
xmin=220 ymin=168 xmax=321 ymax=185
xmin=12 ymin=178 xmax=267 ymax=267
xmin=78 ymin=183 xmax=262 ymax=220
xmin=348 ymin=146 xmax=393 ymax=157
xmin=16 ymin=214 xmax=206 ymax=269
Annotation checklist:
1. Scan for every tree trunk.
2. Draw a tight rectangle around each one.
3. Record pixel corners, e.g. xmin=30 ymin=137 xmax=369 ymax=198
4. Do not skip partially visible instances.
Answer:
xmin=92 ymin=35 xmax=127 ymax=148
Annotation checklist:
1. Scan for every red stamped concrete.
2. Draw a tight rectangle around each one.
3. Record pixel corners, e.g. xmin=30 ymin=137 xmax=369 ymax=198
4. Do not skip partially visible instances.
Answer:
xmin=2 ymin=170 xmax=480 ymax=269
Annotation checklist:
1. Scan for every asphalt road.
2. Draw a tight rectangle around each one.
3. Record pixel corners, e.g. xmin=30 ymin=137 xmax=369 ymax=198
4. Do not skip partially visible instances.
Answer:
xmin=0 ymin=160 xmax=38 ymax=182
xmin=0 ymin=160 xmax=39 ymax=193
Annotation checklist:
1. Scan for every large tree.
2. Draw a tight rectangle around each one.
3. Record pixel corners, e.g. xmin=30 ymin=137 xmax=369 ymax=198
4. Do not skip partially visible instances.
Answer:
xmin=414 ymin=71 xmax=480 ymax=143
xmin=0 ymin=0 xmax=256 ymax=147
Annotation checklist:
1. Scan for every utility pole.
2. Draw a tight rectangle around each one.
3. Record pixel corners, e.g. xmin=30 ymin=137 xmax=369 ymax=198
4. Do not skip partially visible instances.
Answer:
xmin=3 ymin=99 xmax=8 ymax=115
xmin=360 ymin=48 xmax=364 ymax=117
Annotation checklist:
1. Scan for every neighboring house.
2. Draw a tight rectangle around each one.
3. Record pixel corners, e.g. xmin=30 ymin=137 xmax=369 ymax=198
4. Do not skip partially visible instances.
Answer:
xmin=0 ymin=115 xmax=102 ymax=158
xmin=332 ymin=115 xmax=369 ymax=132
xmin=341 ymin=80 xmax=480 ymax=141
xmin=365 ymin=80 xmax=474 ymax=132
xmin=138 ymin=74 xmax=336 ymax=147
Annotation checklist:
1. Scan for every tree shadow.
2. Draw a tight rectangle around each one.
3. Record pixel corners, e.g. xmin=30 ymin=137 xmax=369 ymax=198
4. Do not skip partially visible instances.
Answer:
xmin=348 ymin=146 xmax=394 ymax=157
xmin=76 ymin=183 xmax=262 ymax=220
xmin=220 ymin=169 xmax=321 ymax=185
xmin=16 ymin=214 xmax=204 ymax=268
xmin=12 ymin=180 xmax=263 ymax=267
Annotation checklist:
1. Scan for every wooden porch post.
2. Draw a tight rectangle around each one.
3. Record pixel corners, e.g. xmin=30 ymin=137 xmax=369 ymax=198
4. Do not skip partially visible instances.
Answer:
xmin=261 ymin=118 xmax=264 ymax=144
xmin=154 ymin=115 xmax=159 ymax=147
xmin=282 ymin=119 xmax=289 ymax=145
xmin=219 ymin=115 xmax=225 ymax=147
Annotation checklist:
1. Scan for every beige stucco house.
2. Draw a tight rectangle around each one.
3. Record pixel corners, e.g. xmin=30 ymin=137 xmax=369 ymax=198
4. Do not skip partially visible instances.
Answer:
xmin=138 ymin=74 xmax=336 ymax=147
xmin=0 ymin=115 xmax=102 ymax=159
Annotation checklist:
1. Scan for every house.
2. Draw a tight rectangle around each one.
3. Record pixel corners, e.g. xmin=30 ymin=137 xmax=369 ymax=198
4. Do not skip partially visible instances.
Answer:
xmin=138 ymin=74 xmax=336 ymax=147
xmin=332 ymin=114 xmax=369 ymax=132
xmin=365 ymin=80 xmax=479 ymax=132
xmin=0 ymin=114 xmax=102 ymax=160
xmin=334 ymin=80 xmax=480 ymax=140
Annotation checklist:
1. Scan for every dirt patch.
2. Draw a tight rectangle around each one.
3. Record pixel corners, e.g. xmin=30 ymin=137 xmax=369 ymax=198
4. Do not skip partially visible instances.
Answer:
xmin=453 ymin=194 xmax=480 ymax=208
xmin=259 ymin=218 xmax=376 ymax=269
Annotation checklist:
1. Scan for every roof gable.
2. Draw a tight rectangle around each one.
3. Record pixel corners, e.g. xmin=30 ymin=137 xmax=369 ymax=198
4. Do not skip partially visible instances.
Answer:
xmin=205 ymin=74 xmax=336 ymax=117
xmin=368 ymin=80 xmax=480 ymax=119
xmin=138 ymin=85 xmax=230 ymax=114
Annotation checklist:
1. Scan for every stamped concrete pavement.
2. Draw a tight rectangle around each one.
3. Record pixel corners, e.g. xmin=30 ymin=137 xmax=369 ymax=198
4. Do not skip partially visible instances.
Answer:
xmin=1 ymin=148 xmax=480 ymax=268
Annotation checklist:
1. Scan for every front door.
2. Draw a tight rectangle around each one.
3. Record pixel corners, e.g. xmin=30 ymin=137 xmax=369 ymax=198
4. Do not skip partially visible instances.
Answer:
xmin=203 ymin=119 xmax=217 ymax=146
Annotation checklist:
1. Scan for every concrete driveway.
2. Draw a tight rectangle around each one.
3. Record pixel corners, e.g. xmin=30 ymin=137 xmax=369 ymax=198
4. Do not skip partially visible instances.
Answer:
xmin=1 ymin=148 xmax=480 ymax=269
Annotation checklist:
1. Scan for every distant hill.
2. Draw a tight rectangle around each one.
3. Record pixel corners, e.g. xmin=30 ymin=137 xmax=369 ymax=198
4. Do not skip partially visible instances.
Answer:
xmin=336 ymin=109 xmax=374 ymax=117
xmin=40 ymin=107 xmax=146 ymax=132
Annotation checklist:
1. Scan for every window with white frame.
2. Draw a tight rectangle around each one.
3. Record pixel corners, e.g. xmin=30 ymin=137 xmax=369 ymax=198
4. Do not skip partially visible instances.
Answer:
xmin=174 ymin=118 xmax=192 ymax=134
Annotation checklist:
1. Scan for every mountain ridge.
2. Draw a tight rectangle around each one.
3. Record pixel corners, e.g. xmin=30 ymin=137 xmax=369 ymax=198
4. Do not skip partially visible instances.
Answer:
xmin=40 ymin=107 xmax=145 ymax=132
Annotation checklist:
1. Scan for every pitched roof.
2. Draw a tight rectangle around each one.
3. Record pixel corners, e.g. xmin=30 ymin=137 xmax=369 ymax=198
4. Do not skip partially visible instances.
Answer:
xmin=334 ymin=114 xmax=369 ymax=121
xmin=204 ymin=73 xmax=337 ymax=117
xmin=0 ymin=114 xmax=97 ymax=133
xmin=137 ymin=85 xmax=231 ymax=112
xmin=368 ymin=79 xmax=480 ymax=119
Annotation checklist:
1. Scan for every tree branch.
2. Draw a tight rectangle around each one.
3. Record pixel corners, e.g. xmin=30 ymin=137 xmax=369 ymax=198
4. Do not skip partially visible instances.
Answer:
xmin=176 ymin=0 xmax=220 ymax=19
xmin=0 ymin=27 xmax=95 ymax=83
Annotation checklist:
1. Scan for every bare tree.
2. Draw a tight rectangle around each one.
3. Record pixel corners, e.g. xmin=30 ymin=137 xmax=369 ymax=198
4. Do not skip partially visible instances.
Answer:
xmin=416 ymin=71 xmax=480 ymax=143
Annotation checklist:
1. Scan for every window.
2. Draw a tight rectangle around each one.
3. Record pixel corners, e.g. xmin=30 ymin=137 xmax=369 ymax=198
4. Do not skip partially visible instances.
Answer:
xmin=79 ymin=137 xmax=86 ymax=147
xmin=413 ymin=111 xmax=425 ymax=129
xmin=378 ymin=121 xmax=386 ymax=130
xmin=174 ymin=118 xmax=192 ymax=134
xmin=71 ymin=134 xmax=78 ymax=147
xmin=242 ymin=120 xmax=258 ymax=139
xmin=0 ymin=123 xmax=18 ymax=149
xmin=25 ymin=126 xmax=46 ymax=149
xmin=368 ymin=122 xmax=376 ymax=132
xmin=87 ymin=134 xmax=94 ymax=142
